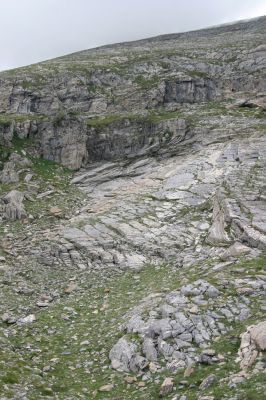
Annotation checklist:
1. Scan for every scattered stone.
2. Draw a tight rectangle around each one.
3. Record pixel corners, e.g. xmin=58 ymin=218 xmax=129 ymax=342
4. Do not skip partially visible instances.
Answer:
xmin=24 ymin=173 xmax=34 ymax=183
xmin=37 ymin=190 xmax=55 ymax=199
xmin=1 ymin=312 xmax=16 ymax=324
xmin=229 ymin=371 xmax=247 ymax=386
xmin=184 ymin=366 xmax=193 ymax=377
xmin=98 ymin=384 xmax=114 ymax=392
xmin=64 ymin=282 xmax=78 ymax=294
xmin=199 ymin=374 xmax=216 ymax=390
xmin=189 ymin=305 xmax=199 ymax=314
xmin=18 ymin=314 xmax=36 ymax=324
xmin=159 ymin=377 xmax=173 ymax=397
xmin=124 ymin=376 xmax=137 ymax=384
xmin=50 ymin=206 xmax=62 ymax=217
xmin=36 ymin=302 xmax=50 ymax=307
xmin=149 ymin=362 xmax=159 ymax=373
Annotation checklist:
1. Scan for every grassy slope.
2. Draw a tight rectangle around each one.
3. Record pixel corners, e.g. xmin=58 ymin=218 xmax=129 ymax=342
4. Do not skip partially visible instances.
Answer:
xmin=1 ymin=251 xmax=265 ymax=399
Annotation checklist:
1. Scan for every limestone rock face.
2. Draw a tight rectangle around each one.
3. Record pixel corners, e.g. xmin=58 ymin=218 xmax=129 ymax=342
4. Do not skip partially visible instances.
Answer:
xmin=86 ymin=118 xmax=188 ymax=162
xmin=39 ymin=118 xmax=88 ymax=169
xmin=164 ymin=76 xmax=219 ymax=104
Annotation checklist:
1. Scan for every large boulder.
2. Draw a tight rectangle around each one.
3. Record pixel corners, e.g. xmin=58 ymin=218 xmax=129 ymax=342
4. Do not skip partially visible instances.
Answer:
xmin=250 ymin=321 xmax=266 ymax=350
xmin=109 ymin=337 xmax=137 ymax=372
xmin=2 ymin=190 xmax=27 ymax=220
xmin=238 ymin=321 xmax=266 ymax=370
xmin=0 ymin=153 xmax=32 ymax=184
xmin=221 ymin=242 xmax=251 ymax=261
xmin=109 ymin=336 xmax=147 ymax=372
xmin=8 ymin=152 xmax=32 ymax=167
xmin=0 ymin=161 xmax=19 ymax=184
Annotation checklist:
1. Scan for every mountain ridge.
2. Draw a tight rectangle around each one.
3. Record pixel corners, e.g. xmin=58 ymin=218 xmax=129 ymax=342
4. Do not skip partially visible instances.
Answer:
xmin=1 ymin=14 xmax=266 ymax=72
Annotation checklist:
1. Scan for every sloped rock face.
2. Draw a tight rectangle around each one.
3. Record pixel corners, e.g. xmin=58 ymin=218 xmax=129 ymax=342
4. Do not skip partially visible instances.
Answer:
xmin=38 ymin=117 xmax=88 ymax=169
xmin=164 ymin=77 xmax=219 ymax=104
xmin=86 ymin=118 xmax=188 ymax=162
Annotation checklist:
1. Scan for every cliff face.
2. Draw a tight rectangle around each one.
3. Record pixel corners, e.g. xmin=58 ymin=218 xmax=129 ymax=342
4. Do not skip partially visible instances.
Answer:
xmin=0 ymin=17 xmax=266 ymax=400
xmin=0 ymin=16 xmax=265 ymax=169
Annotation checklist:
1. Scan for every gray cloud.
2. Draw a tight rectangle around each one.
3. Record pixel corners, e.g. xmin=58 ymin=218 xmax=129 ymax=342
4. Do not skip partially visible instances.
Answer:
xmin=0 ymin=0 xmax=266 ymax=70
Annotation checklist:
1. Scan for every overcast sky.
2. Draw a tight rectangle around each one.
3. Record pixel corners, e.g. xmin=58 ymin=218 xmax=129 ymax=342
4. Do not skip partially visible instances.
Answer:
xmin=0 ymin=0 xmax=266 ymax=71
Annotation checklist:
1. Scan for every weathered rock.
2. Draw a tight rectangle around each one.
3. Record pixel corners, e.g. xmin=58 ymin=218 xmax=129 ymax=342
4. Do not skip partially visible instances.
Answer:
xmin=124 ymin=376 xmax=137 ymax=384
xmin=9 ymin=152 xmax=32 ymax=167
xmin=207 ymin=192 xmax=230 ymax=245
xmin=18 ymin=314 xmax=36 ymax=324
xmin=2 ymin=190 xmax=26 ymax=220
xmin=249 ymin=321 xmax=266 ymax=350
xmin=109 ymin=337 xmax=138 ymax=372
xmin=142 ymin=338 xmax=158 ymax=361
xmin=221 ymin=242 xmax=251 ymax=260
xmin=64 ymin=282 xmax=78 ymax=294
xmin=164 ymin=76 xmax=219 ymax=104
xmin=50 ymin=206 xmax=62 ymax=217
xmin=199 ymin=374 xmax=216 ymax=390
xmin=1 ymin=312 xmax=16 ymax=324
xmin=237 ymin=323 xmax=266 ymax=370
xmin=159 ymin=377 xmax=173 ymax=397
xmin=98 ymin=384 xmax=114 ymax=392
xmin=0 ymin=161 xmax=19 ymax=184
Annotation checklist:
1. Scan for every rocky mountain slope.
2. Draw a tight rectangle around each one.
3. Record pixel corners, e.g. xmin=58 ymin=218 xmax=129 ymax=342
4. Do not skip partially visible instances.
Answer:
xmin=0 ymin=16 xmax=266 ymax=400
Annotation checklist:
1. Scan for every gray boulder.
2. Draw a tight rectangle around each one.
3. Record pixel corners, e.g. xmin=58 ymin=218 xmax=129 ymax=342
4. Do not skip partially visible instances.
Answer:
xmin=0 ymin=161 xmax=19 ymax=184
xmin=2 ymin=190 xmax=27 ymax=220
xmin=142 ymin=337 xmax=158 ymax=361
xmin=109 ymin=336 xmax=140 ymax=372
